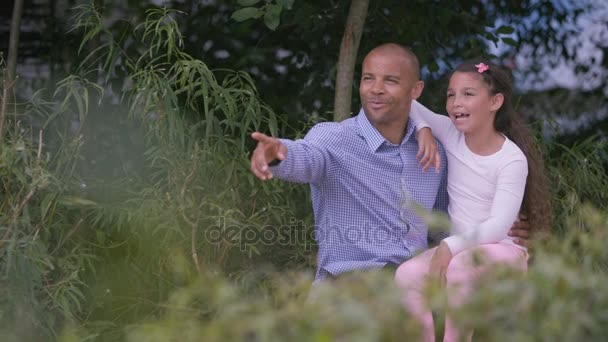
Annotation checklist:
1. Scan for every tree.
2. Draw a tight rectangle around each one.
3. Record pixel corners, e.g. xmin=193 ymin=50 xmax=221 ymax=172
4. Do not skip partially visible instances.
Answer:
xmin=226 ymin=0 xmax=604 ymax=128
xmin=3 ymin=0 xmax=606 ymax=129
xmin=333 ymin=0 xmax=368 ymax=122
xmin=1 ymin=0 xmax=24 ymax=140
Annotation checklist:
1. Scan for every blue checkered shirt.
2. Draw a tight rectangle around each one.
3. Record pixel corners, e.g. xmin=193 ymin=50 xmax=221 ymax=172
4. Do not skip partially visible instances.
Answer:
xmin=272 ymin=109 xmax=448 ymax=282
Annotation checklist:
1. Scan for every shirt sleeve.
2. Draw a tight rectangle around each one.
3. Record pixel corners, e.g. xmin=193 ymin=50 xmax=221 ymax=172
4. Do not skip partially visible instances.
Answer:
xmin=428 ymin=146 xmax=450 ymax=245
xmin=442 ymin=158 xmax=528 ymax=255
xmin=409 ymin=100 xmax=453 ymax=147
xmin=270 ymin=122 xmax=344 ymax=185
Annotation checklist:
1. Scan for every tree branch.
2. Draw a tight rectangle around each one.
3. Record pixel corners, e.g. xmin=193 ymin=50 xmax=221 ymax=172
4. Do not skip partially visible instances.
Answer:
xmin=0 ymin=80 xmax=7 ymax=142
xmin=6 ymin=0 xmax=24 ymax=98
xmin=333 ymin=0 xmax=369 ymax=122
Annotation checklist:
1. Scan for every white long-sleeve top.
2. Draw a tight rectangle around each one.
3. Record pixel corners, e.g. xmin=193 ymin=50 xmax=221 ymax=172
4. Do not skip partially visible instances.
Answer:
xmin=410 ymin=100 xmax=528 ymax=255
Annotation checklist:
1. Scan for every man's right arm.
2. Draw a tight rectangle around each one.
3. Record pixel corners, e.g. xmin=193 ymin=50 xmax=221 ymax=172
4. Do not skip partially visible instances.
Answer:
xmin=250 ymin=132 xmax=288 ymax=180
xmin=250 ymin=123 xmax=343 ymax=184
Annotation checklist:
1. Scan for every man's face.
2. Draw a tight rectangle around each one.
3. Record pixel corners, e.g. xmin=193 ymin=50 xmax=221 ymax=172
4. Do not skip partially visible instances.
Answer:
xmin=359 ymin=49 xmax=423 ymax=128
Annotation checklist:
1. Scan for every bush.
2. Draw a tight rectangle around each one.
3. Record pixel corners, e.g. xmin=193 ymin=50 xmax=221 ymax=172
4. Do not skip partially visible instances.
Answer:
xmin=2 ymin=3 xmax=607 ymax=341
xmin=52 ymin=206 xmax=607 ymax=341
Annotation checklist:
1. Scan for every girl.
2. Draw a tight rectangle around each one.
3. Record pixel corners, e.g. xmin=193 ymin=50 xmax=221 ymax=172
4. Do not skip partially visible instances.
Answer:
xmin=395 ymin=59 xmax=552 ymax=342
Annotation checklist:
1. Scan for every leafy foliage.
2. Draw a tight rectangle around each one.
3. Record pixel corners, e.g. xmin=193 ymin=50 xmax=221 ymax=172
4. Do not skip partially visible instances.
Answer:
xmin=232 ymin=0 xmax=294 ymax=31
xmin=0 ymin=2 xmax=606 ymax=341
xmin=544 ymin=132 xmax=608 ymax=234
xmin=0 ymin=70 xmax=97 ymax=341
xmin=59 ymin=206 xmax=608 ymax=342
xmin=1 ymin=3 xmax=309 ymax=339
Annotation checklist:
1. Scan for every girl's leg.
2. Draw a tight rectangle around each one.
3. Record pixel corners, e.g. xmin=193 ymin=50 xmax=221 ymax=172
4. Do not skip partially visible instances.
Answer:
xmin=394 ymin=247 xmax=438 ymax=342
xmin=443 ymin=244 xmax=528 ymax=342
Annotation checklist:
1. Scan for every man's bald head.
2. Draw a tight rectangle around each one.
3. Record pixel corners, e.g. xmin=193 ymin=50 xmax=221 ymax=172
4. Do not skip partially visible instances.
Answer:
xmin=364 ymin=43 xmax=421 ymax=80
xmin=359 ymin=42 xmax=425 ymax=144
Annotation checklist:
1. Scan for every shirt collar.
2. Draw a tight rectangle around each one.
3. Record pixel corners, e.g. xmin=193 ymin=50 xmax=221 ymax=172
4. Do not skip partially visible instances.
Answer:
xmin=355 ymin=108 xmax=417 ymax=152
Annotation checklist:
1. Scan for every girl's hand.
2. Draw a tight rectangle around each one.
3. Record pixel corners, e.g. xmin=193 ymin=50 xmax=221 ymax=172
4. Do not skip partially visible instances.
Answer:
xmin=416 ymin=128 xmax=441 ymax=172
xmin=428 ymin=241 xmax=453 ymax=288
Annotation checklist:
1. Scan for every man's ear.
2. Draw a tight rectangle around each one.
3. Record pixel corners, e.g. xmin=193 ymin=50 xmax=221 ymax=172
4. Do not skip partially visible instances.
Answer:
xmin=491 ymin=93 xmax=505 ymax=112
xmin=412 ymin=80 xmax=425 ymax=100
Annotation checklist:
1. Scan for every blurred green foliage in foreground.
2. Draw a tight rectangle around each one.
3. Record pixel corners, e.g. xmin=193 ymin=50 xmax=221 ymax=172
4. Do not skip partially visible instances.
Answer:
xmin=1 ymin=4 xmax=607 ymax=341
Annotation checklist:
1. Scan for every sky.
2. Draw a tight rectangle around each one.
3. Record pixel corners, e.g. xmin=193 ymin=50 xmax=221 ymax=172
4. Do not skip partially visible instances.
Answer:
xmin=482 ymin=0 xmax=607 ymax=94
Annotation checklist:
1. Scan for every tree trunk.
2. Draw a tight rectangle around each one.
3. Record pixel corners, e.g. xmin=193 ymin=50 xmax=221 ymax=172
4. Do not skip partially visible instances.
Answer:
xmin=2 ymin=0 xmax=24 ymax=141
xmin=6 ymin=0 xmax=24 ymax=94
xmin=333 ymin=0 xmax=369 ymax=122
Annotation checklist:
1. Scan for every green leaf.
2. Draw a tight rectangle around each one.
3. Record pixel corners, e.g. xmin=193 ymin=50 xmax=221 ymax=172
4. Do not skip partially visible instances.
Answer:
xmin=277 ymin=0 xmax=295 ymax=10
xmin=501 ymin=37 xmax=518 ymax=46
xmin=497 ymin=25 xmax=515 ymax=34
xmin=437 ymin=8 xmax=454 ymax=25
xmin=96 ymin=230 xmax=106 ymax=245
xmin=429 ymin=61 xmax=440 ymax=73
xmin=40 ymin=193 xmax=57 ymax=219
xmin=60 ymin=196 xmax=98 ymax=207
xmin=231 ymin=7 xmax=263 ymax=22
xmin=237 ymin=0 xmax=261 ymax=6
xmin=264 ymin=4 xmax=282 ymax=31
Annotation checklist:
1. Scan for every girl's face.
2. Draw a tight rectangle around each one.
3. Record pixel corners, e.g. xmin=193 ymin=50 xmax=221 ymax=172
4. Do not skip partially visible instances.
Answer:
xmin=446 ymin=71 xmax=503 ymax=135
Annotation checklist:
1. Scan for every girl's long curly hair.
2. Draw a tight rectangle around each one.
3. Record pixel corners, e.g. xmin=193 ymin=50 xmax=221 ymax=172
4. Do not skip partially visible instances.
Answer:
xmin=453 ymin=59 xmax=553 ymax=235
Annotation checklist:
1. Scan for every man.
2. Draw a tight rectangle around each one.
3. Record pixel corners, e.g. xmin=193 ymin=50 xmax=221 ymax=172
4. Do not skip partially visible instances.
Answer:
xmin=250 ymin=43 xmax=529 ymax=282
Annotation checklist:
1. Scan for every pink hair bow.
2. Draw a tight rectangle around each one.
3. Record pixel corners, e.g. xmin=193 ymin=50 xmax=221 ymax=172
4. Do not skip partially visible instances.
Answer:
xmin=475 ymin=63 xmax=489 ymax=73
